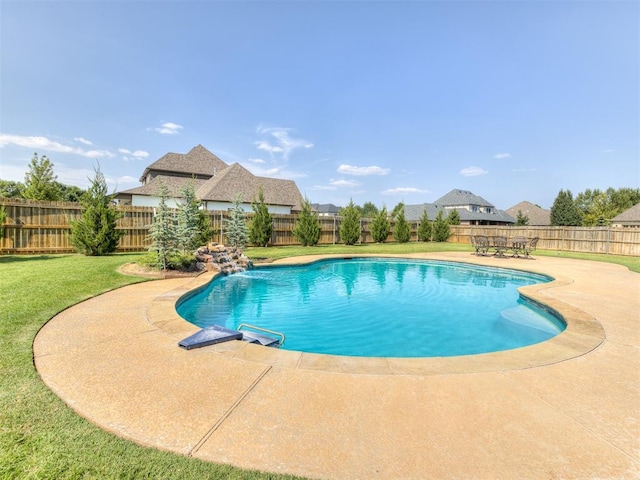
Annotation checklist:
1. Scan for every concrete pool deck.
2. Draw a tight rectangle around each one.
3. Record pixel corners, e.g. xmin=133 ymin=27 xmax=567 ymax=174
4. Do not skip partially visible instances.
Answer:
xmin=34 ymin=253 xmax=639 ymax=479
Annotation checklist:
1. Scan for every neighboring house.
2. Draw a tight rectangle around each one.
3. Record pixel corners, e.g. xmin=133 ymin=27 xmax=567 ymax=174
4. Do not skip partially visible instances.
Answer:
xmin=506 ymin=201 xmax=551 ymax=226
xmin=405 ymin=189 xmax=515 ymax=225
xmin=116 ymin=145 xmax=304 ymax=213
xmin=311 ymin=203 xmax=341 ymax=216
xmin=612 ymin=203 xmax=640 ymax=228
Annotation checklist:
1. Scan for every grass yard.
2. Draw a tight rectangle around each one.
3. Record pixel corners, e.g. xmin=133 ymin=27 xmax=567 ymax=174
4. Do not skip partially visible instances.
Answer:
xmin=0 ymin=254 xmax=302 ymax=479
xmin=1 ymin=245 xmax=637 ymax=479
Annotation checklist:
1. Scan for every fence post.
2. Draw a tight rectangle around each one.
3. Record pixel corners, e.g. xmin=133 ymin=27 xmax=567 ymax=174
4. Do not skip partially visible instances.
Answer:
xmin=333 ymin=216 xmax=336 ymax=245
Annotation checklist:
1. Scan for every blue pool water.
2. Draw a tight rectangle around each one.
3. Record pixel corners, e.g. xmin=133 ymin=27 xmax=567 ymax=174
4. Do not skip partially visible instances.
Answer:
xmin=176 ymin=258 xmax=565 ymax=358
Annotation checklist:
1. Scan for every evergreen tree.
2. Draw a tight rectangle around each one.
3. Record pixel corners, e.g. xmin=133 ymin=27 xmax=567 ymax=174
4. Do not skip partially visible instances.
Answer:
xmin=393 ymin=206 xmax=411 ymax=243
xmin=292 ymin=197 xmax=321 ymax=246
xmin=370 ymin=206 xmax=390 ymax=243
xmin=176 ymin=181 xmax=200 ymax=253
xmin=446 ymin=208 xmax=460 ymax=225
xmin=148 ymin=181 xmax=177 ymax=270
xmin=196 ymin=209 xmax=214 ymax=246
xmin=249 ymin=186 xmax=273 ymax=247
xmin=432 ymin=210 xmax=451 ymax=242
xmin=339 ymin=198 xmax=361 ymax=245
xmin=515 ymin=210 xmax=530 ymax=226
xmin=70 ymin=165 xmax=123 ymax=255
xmin=550 ymin=189 xmax=582 ymax=226
xmin=225 ymin=194 xmax=249 ymax=248
xmin=23 ymin=153 xmax=61 ymax=201
xmin=417 ymin=209 xmax=432 ymax=242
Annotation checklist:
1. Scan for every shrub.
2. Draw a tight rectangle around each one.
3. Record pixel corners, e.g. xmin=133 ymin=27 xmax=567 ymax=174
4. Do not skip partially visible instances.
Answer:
xmin=370 ymin=207 xmax=390 ymax=243
xmin=225 ymin=194 xmax=249 ymax=248
xmin=176 ymin=181 xmax=201 ymax=253
xmin=339 ymin=199 xmax=361 ymax=245
xmin=393 ymin=207 xmax=411 ymax=243
xmin=70 ymin=165 xmax=123 ymax=256
xmin=292 ymin=197 xmax=321 ymax=246
xmin=432 ymin=210 xmax=451 ymax=242
xmin=147 ymin=181 xmax=178 ymax=270
xmin=417 ymin=209 xmax=432 ymax=242
xmin=249 ymin=187 xmax=273 ymax=247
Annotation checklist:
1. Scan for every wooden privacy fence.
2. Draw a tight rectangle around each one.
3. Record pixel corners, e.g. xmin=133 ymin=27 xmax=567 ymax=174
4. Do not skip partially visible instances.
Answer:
xmin=1 ymin=198 xmax=639 ymax=256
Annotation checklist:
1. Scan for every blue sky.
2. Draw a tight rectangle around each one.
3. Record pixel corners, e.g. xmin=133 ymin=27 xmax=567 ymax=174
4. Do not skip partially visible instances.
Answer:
xmin=1 ymin=0 xmax=638 ymax=210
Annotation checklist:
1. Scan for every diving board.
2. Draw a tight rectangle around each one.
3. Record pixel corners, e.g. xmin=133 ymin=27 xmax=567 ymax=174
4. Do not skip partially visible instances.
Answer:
xmin=178 ymin=325 xmax=243 ymax=350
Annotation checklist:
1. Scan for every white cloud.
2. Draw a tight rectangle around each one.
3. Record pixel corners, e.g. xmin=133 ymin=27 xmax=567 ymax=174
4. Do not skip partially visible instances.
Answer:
xmin=247 ymin=157 xmax=266 ymax=164
xmin=154 ymin=122 xmax=183 ymax=135
xmin=83 ymin=150 xmax=114 ymax=159
xmin=254 ymin=125 xmax=313 ymax=159
xmin=74 ymin=137 xmax=94 ymax=146
xmin=109 ymin=175 xmax=138 ymax=188
xmin=312 ymin=185 xmax=338 ymax=191
xmin=460 ymin=166 xmax=488 ymax=177
xmin=494 ymin=153 xmax=511 ymax=159
xmin=119 ymin=148 xmax=149 ymax=160
xmin=243 ymin=162 xmax=307 ymax=180
xmin=330 ymin=179 xmax=361 ymax=188
xmin=337 ymin=164 xmax=390 ymax=176
xmin=255 ymin=141 xmax=284 ymax=154
xmin=382 ymin=187 xmax=429 ymax=195
xmin=0 ymin=133 xmax=114 ymax=159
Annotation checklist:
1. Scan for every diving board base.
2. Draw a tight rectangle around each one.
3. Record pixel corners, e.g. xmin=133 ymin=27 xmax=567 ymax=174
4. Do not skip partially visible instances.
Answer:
xmin=178 ymin=325 xmax=243 ymax=350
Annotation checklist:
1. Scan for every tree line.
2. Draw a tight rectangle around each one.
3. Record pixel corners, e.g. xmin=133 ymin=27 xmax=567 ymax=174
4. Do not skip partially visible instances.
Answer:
xmin=549 ymin=188 xmax=640 ymax=227
xmin=2 ymin=152 xmax=638 ymax=267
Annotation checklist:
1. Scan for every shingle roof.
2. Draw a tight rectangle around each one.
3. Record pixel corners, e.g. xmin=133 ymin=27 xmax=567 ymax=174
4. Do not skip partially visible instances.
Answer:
xmin=433 ymin=189 xmax=494 ymax=207
xmin=118 ymin=175 xmax=208 ymax=198
xmin=139 ymin=144 xmax=228 ymax=181
xmin=404 ymin=203 xmax=514 ymax=223
xmin=612 ymin=203 xmax=640 ymax=224
xmin=197 ymin=163 xmax=304 ymax=210
xmin=311 ymin=203 xmax=341 ymax=214
xmin=506 ymin=201 xmax=551 ymax=226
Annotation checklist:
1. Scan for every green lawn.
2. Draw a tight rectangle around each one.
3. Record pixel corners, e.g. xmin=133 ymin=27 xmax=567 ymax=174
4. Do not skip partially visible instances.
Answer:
xmin=0 ymin=254 xmax=302 ymax=480
xmin=1 ymin=245 xmax=637 ymax=479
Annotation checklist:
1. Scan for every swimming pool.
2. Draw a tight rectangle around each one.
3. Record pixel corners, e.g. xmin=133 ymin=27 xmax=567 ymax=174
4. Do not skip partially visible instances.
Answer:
xmin=176 ymin=258 xmax=565 ymax=358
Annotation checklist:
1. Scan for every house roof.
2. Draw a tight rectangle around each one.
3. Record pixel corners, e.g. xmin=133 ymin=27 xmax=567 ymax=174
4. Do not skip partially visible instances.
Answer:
xmin=139 ymin=144 xmax=228 ymax=181
xmin=196 ymin=162 xmax=304 ymax=210
xmin=433 ymin=189 xmax=494 ymax=207
xmin=117 ymin=175 xmax=208 ymax=198
xmin=612 ymin=203 xmax=640 ymax=224
xmin=311 ymin=203 xmax=341 ymax=214
xmin=506 ymin=201 xmax=551 ymax=226
xmin=404 ymin=203 xmax=514 ymax=223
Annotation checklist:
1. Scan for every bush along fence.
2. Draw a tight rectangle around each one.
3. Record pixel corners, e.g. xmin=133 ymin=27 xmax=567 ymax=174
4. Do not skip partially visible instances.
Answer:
xmin=1 ymin=197 xmax=639 ymax=256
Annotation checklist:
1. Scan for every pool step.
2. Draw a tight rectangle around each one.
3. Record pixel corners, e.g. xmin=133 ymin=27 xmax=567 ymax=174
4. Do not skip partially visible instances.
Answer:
xmin=178 ymin=324 xmax=284 ymax=350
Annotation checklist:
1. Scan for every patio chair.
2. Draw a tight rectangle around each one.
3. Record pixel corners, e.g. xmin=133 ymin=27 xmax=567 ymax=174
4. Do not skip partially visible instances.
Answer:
xmin=491 ymin=236 xmax=508 ymax=257
xmin=474 ymin=235 xmax=490 ymax=256
xmin=510 ymin=236 xmax=528 ymax=258
xmin=523 ymin=237 xmax=539 ymax=259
